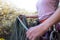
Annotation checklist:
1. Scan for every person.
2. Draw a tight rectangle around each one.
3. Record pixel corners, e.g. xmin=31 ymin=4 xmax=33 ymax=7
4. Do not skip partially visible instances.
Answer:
xmin=26 ymin=0 xmax=60 ymax=40
xmin=26 ymin=7 xmax=60 ymax=40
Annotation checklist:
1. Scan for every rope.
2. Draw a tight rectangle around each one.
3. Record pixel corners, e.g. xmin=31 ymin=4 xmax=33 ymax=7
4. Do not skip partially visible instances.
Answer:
xmin=17 ymin=16 xmax=28 ymax=31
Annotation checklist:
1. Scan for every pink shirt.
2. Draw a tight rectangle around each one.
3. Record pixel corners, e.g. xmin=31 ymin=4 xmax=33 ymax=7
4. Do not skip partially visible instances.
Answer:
xmin=36 ymin=0 xmax=59 ymax=20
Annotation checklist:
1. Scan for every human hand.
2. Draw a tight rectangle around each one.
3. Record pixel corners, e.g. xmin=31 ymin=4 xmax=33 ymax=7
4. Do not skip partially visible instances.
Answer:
xmin=26 ymin=24 xmax=49 ymax=40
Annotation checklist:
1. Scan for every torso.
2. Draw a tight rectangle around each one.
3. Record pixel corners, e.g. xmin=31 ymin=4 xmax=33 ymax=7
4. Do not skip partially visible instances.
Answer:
xmin=36 ymin=0 xmax=59 ymax=20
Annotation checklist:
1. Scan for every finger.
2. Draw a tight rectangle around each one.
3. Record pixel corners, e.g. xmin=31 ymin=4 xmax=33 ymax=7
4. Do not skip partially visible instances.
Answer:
xmin=31 ymin=36 xmax=36 ymax=40
xmin=26 ymin=27 xmax=33 ymax=38
xmin=29 ymin=36 xmax=34 ymax=40
xmin=30 ymin=34 xmax=37 ymax=40
xmin=26 ymin=27 xmax=34 ymax=34
xmin=29 ymin=35 xmax=33 ymax=40
xmin=29 ymin=33 xmax=34 ymax=40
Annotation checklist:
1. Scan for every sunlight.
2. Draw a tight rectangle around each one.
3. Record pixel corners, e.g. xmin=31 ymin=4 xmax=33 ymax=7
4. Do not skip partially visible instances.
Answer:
xmin=2 ymin=0 xmax=38 ymax=12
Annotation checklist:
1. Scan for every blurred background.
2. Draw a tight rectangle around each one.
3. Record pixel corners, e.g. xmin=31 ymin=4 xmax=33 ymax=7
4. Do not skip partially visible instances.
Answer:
xmin=0 ymin=0 xmax=38 ymax=40
xmin=0 ymin=0 xmax=60 ymax=40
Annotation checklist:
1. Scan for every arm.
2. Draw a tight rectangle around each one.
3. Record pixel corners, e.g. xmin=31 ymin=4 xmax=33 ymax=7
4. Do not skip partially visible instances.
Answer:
xmin=41 ymin=7 xmax=60 ymax=29
xmin=26 ymin=7 xmax=60 ymax=40
xmin=26 ymin=14 xmax=38 ymax=18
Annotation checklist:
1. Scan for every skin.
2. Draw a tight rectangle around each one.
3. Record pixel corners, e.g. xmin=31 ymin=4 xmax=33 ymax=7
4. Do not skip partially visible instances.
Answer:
xmin=26 ymin=7 xmax=60 ymax=40
xmin=26 ymin=14 xmax=38 ymax=18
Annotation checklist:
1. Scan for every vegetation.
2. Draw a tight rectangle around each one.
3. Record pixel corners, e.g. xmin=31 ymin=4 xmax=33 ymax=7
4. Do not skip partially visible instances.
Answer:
xmin=0 ymin=1 xmax=37 ymax=40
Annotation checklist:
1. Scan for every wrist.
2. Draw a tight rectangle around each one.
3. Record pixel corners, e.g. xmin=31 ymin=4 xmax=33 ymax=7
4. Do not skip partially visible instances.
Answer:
xmin=38 ymin=22 xmax=49 ymax=31
xmin=42 ymin=23 xmax=50 ymax=31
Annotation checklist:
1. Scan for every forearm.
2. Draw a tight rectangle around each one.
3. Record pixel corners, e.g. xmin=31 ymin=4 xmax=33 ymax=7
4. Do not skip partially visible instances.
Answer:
xmin=39 ymin=8 xmax=60 ymax=31
xmin=26 ymin=14 xmax=38 ymax=18
xmin=40 ymin=8 xmax=60 ymax=29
